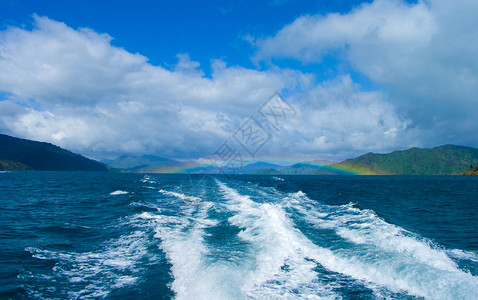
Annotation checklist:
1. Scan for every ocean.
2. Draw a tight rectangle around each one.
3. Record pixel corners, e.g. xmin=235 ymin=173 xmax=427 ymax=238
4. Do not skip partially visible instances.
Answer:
xmin=1 ymin=172 xmax=477 ymax=299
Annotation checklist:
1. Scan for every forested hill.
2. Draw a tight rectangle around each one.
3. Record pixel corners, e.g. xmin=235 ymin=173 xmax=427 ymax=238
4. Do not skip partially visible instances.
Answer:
xmin=0 ymin=134 xmax=107 ymax=171
xmin=331 ymin=145 xmax=478 ymax=175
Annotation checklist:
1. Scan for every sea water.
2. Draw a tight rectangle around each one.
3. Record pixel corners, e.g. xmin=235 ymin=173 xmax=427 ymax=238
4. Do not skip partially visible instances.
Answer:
xmin=1 ymin=172 xmax=477 ymax=299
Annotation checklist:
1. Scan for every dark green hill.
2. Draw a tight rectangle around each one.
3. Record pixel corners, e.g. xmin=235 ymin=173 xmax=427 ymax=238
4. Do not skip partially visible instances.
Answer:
xmin=0 ymin=134 xmax=107 ymax=171
xmin=329 ymin=145 xmax=478 ymax=175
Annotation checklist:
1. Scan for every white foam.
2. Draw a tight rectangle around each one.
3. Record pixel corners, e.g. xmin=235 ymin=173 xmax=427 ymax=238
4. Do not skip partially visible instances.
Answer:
xmin=129 ymin=201 xmax=162 ymax=212
xmin=212 ymin=182 xmax=478 ymax=299
xmin=285 ymin=190 xmax=478 ymax=299
xmin=293 ymin=190 xmax=306 ymax=197
xmin=24 ymin=230 xmax=151 ymax=298
xmin=141 ymin=175 xmax=156 ymax=183
xmin=273 ymin=176 xmax=284 ymax=182
xmin=448 ymin=249 xmax=478 ymax=263
xmin=148 ymin=195 xmax=239 ymax=300
xmin=218 ymin=181 xmax=339 ymax=299
xmin=159 ymin=189 xmax=201 ymax=202
xmin=110 ymin=190 xmax=128 ymax=195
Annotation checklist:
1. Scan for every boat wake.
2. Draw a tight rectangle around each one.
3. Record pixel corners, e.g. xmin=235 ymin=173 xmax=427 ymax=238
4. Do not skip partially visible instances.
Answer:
xmin=149 ymin=178 xmax=478 ymax=299
xmin=20 ymin=174 xmax=478 ymax=299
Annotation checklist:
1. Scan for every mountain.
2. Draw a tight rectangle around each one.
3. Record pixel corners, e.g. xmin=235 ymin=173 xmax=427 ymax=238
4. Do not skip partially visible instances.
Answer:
xmin=327 ymin=145 xmax=478 ymax=175
xmin=100 ymin=158 xmax=115 ymax=165
xmin=237 ymin=162 xmax=286 ymax=174
xmin=106 ymin=145 xmax=478 ymax=175
xmin=248 ymin=160 xmax=335 ymax=175
xmin=108 ymin=155 xmax=179 ymax=171
xmin=280 ymin=160 xmax=333 ymax=175
xmin=0 ymin=134 xmax=108 ymax=171
xmin=107 ymin=158 xmax=290 ymax=174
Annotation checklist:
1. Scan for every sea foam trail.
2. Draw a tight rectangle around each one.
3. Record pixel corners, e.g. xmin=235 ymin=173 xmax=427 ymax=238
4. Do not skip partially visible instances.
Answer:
xmin=149 ymin=188 xmax=243 ymax=300
xmin=145 ymin=179 xmax=478 ymax=299
xmin=217 ymin=181 xmax=339 ymax=299
xmin=284 ymin=190 xmax=478 ymax=299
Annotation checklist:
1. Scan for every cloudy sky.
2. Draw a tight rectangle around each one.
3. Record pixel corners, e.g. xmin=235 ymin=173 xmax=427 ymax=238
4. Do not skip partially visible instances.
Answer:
xmin=1 ymin=0 xmax=477 ymax=162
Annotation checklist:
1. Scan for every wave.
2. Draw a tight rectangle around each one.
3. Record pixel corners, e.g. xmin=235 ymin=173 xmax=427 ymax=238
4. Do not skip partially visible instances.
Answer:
xmin=158 ymin=189 xmax=202 ymax=202
xmin=211 ymin=181 xmax=478 ymax=299
xmin=217 ymin=181 xmax=339 ymax=299
xmin=129 ymin=201 xmax=162 ymax=213
xmin=104 ymin=177 xmax=478 ymax=299
xmin=284 ymin=189 xmax=478 ymax=299
xmin=23 ymin=230 xmax=152 ymax=299
xmin=447 ymin=248 xmax=478 ymax=263
xmin=110 ymin=190 xmax=129 ymax=195
xmin=144 ymin=187 xmax=238 ymax=300
xmin=141 ymin=175 xmax=157 ymax=184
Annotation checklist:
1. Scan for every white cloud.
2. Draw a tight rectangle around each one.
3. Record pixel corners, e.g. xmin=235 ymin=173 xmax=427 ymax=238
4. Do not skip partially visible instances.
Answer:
xmin=0 ymin=15 xmax=412 ymax=160
xmin=255 ymin=0 xmax=478 ymax=148
xmin=257 ymin=0 xmax=436 ymax=62
xmin=256 ymin=0 xmax=436 ymax=63
xmin=273 ymin=75 xmax=411 ymax=159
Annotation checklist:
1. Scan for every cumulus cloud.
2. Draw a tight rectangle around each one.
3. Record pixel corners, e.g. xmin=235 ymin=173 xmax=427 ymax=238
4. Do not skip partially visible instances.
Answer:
xmin=256 ymin=0 xmax=436 ymax=62
xmin=0 ymin=15 xmax=411 ymax=160
xmin=255 ymin=0 xmax=478 ymax=148
xmin=271 ymin=75 xmax=412 ymax=160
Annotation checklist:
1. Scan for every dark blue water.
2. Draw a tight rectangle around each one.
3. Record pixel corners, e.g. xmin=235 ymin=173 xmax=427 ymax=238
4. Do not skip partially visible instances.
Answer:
xmin=1 ymin=172 xmax=477 ymax=299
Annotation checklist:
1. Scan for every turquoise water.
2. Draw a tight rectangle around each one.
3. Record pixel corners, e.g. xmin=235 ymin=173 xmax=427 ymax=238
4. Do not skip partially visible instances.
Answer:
xmin=1 ymin=172 xmax=477 ymax=299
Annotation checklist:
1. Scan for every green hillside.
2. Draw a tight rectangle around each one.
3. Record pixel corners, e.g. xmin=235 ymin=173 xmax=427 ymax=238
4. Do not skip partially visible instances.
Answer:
xmin=330 ymin=145 xmax=478 ymax=175
xmin=0 ymin=134 xmax=108 ymax=171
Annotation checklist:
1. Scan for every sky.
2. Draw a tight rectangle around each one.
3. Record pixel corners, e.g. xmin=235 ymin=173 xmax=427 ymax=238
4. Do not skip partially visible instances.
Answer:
xmin=1 ymin=0 xmax=478 ymax=163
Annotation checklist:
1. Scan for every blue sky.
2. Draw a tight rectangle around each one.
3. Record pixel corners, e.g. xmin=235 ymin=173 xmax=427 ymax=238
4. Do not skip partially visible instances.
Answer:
xmin=1 ymin=0 xmax=373 ymax=75
xmin=1 ymin=0 xmax=477 ymax=162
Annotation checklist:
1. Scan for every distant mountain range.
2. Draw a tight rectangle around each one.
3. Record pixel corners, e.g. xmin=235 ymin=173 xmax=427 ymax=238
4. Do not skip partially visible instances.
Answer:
xmin=105 ymin=145 xmax=478 ymax=175
xmin=106 ymin=155 xmax=213 ymax=173
xmin=105 ymin=155 xmax=332 ymax=175
xmin=2 ymin=133 xmax=477 ymax=175
xmin=250 ymin=160 xmax=329 ymax=175
xmin=108 ymin=154 xmax=179 ymax=171
xmin=0 ymin=134 xmax=107 ymax=171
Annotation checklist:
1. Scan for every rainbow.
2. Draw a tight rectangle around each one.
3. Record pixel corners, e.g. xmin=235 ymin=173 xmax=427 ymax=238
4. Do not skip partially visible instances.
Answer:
xmin=313 ymin=164 xmax=381 ymax=175
xmin=142 ymin=159 xmax=381 ymax=175
xmin=143 ymin=160 xmax=217 ymax=174
xmin=258 ymin=159 xmax=381 ymax=175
